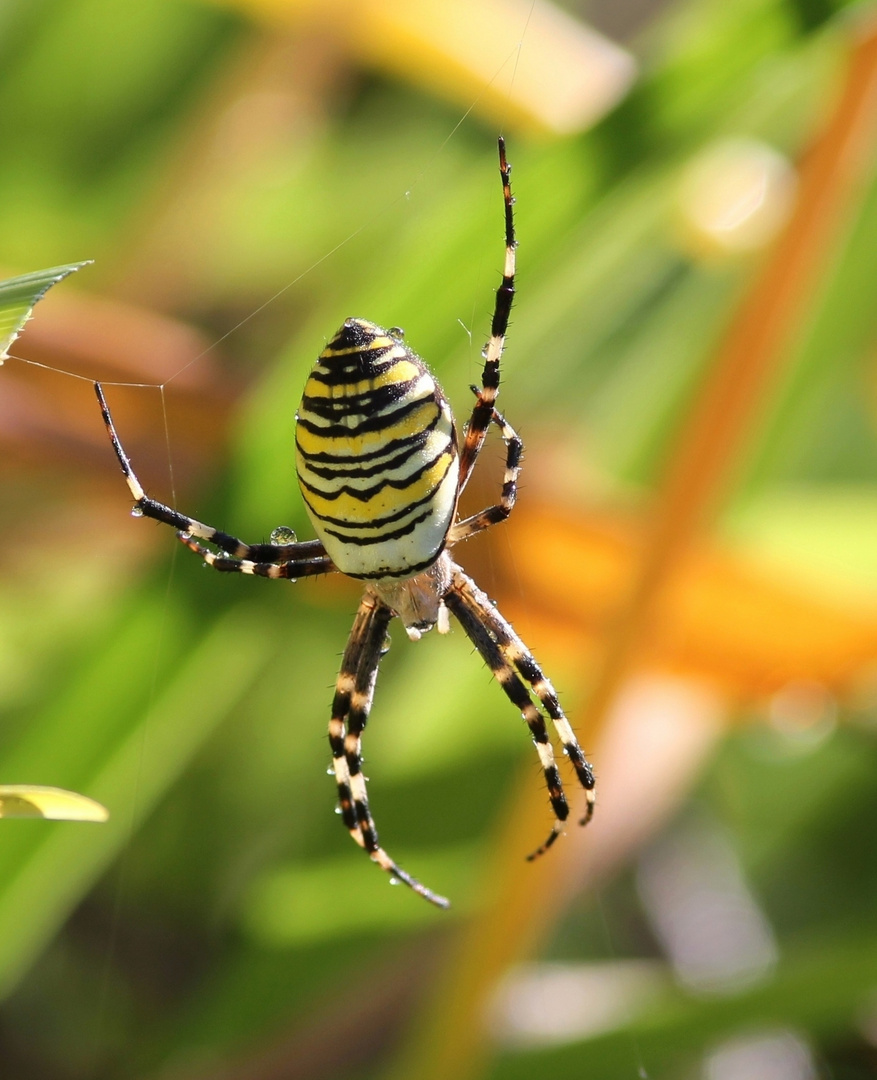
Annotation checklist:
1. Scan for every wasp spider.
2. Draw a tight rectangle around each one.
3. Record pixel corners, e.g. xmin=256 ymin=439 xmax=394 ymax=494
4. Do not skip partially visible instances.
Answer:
xmin=95 ymin=139 xmax=595 ymax=908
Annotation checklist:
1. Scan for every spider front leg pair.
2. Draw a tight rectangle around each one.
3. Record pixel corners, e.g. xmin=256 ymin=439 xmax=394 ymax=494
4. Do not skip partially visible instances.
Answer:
xmin=443 ymin=567 xmax=596 ymax=859
xmin=328 ymin=592 xmax=451 ymax=907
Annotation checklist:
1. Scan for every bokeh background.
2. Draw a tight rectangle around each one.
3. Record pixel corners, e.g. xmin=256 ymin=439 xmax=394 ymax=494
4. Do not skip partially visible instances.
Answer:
xmin=2 ymin=0 xmax=877 ymax=1076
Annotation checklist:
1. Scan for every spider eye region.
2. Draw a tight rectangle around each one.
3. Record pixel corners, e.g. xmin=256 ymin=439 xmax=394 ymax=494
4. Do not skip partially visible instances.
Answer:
xmin=295 ymin=319 xmax=459 ymax=582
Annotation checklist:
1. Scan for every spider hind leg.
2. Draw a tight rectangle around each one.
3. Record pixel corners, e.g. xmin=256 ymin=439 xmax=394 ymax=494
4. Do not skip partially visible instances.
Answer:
xmin=457 ymin=138 xmax=517 ymax=495
xmin=449 ymin=404 xmax=523 ymax=546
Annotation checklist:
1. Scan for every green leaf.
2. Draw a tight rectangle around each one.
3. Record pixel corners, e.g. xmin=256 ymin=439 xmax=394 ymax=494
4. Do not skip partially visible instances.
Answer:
xmin=0 ymin=603 xmax=269 ymax=1001
xmin=0 ymin=261 xmax=91 ymax=361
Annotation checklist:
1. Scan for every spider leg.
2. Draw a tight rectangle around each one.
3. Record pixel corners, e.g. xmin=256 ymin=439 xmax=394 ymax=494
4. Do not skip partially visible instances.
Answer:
xmin=458 ymin=138 xmax=516 ymax=494
xmin=330 ymin=593 xmax=450 ymax=908
xmin=445 ymin=566 xmax=595 ymax=859
xmin=444 ymin=571 xmax=569 ymax=857
xmin=449 ymin=404 xmax=522 ymax=545
xmin=178 ymin=534 xmax=333 ymax=579
xmin=452 ymin=568 xmax=595 ymax=821
xmin=96 ymin=382 xmax=333 ymax=570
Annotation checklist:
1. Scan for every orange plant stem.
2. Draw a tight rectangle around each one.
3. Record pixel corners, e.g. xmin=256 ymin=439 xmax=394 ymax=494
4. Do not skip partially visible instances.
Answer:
xmin=585 ymin=18 xmax=877 ymax=729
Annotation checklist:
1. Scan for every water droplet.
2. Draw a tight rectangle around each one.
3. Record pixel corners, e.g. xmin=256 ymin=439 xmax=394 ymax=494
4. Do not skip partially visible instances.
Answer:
xmin=389 ymin=876 xmax=400 ymax=886
xmin=388 ymin=326 xmax=405 ymax=340
xmin=334 ymin=806 xmax=342 ymax=815
xmin=131 ymin=507 xmax=144 ymax=518
xmin=326 ymin=767 xmax=335 ymax=776
xmin=270 ymin=525 xmax=296 ymax=545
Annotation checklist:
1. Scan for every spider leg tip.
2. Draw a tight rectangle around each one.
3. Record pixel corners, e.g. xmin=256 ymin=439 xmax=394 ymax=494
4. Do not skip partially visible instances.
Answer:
xmin=525 ymin=822 xmax=564 ymax=862
xmin=388 ymin=869 xmax=451 ymax=909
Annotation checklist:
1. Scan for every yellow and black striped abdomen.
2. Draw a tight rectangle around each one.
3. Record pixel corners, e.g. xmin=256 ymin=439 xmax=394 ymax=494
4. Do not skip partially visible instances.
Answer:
xmin=295 ymin=318 xmax=459 ymax=580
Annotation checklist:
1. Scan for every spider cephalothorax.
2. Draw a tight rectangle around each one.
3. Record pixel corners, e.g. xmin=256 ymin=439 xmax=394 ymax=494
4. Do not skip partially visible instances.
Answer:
xmin=96 ymin=140 xmax=595 ymax=908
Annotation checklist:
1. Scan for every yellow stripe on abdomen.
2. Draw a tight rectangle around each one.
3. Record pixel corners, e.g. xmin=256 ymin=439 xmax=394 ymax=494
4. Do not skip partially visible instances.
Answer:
xmin=300 ymin=450 xmax=456 ymax=525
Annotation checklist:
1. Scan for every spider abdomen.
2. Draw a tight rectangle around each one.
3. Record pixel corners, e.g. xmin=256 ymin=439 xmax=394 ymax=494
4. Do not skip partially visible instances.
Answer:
xmin=295 ymin=318 xmax=459 ymax=581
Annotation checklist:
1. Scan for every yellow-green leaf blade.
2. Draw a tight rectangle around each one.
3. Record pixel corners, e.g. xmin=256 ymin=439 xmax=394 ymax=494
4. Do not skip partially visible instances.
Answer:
xmin=0 ymin=262 xmax=91 ymax=361
xmin=0 ymin=786 xmax=108 ymax=822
